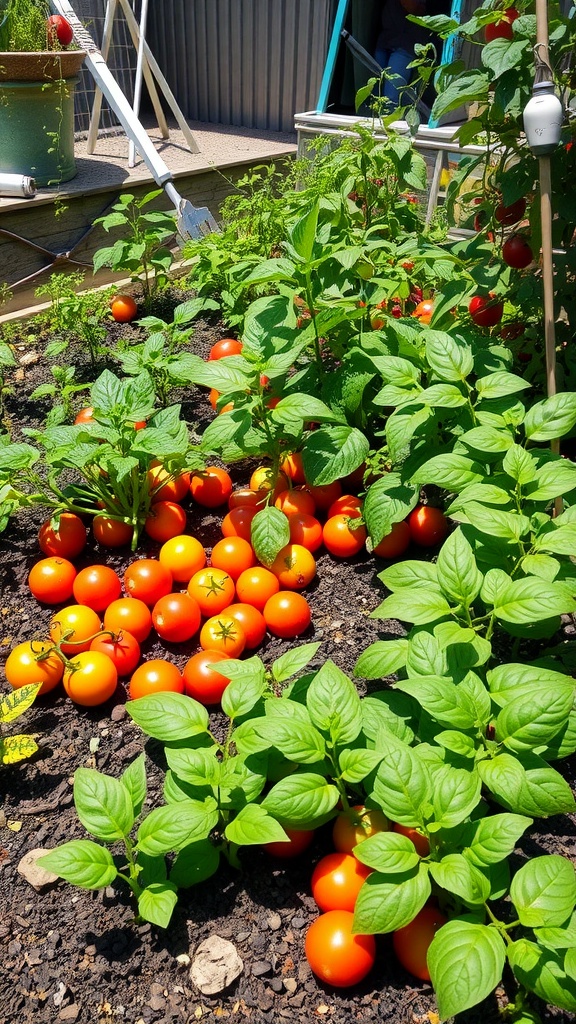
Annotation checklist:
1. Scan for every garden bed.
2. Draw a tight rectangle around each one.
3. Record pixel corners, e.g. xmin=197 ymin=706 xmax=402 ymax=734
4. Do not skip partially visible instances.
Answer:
xmin=0 ymin=298 xmax=575 ymax=1024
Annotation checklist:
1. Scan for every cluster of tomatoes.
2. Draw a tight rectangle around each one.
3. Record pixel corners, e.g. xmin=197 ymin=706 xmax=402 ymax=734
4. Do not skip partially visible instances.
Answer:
xmin=263 ymin=806 xmax=445 ymax=988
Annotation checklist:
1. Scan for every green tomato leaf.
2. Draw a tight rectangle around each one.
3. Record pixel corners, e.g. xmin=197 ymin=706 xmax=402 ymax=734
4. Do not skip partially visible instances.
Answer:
xmin=354 ymin=639 xmax=409 ymax=679
xmin=169 ymin=838 xmax=220 ymax=889
xmin=372 ymin=731 xmax=431 ymax=826
xmin=136 ymin=798 xmax=219 ymax=856
xmin=353 ymin=831 xmax=421 ymax=874
xmin=127 ymin=692 xmax=209 ymax=741
xmin=121 ymin=753 xmax=147 ymax=818
xmin=73 ymin=768 xmax=134 ymax=843
xmin=436 ymin=527 xmax=483 ymax=605
xmin=430 ymin=764 xmax=482 ymax=829
xmin=224 ymin=804 xmax=288 ymax=846
xmin=510 ymin=855 xmax=576 ymax=928
xmin=220 ymin=659 xmax=267 ymax=719
xmin=475 ymin=372 xmax=531 ymax=399
xmin=38 ymin=841 xmax=117 ymax=889
xmin=508 ymin=938 xmax=576 ymax=1013
xmin=461 ymin=813 xmax=533 ymax=867
xmin=425 ymin=331 xmax=474 ymax=382
xmin=524 ymin=392 xmax=576 ymax=442
xmin=428 ymin=920 xmax=506 ymax=1020
xmin=137 ymin=882 xmax=178 ymax=929
xmin=261 ymin=772 xmax=340 ymax=828
xmin=429 ymin=854 xmax=490 ymax=904
xmin=372 ymin=588 xmax=452 ymax=625
xmin=495 ymin=687 xmax=574 ymax=752
xmin=271 ymin=642 xmax=321 ymax=683
xmin=250 ymin=506 xmax=290 ymax=567
xmin=306 ymin=660 xmax=363 ymax=745
xmin=413 ymin=454 xmax=484 ymax=491
xmin=302 ymin=426 xmax=370 ymax=486
xmin=352 ymin=863 xmax=431 ymax=934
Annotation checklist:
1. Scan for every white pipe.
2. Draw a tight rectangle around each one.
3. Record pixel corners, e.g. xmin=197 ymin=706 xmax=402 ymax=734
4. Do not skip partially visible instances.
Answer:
xmin=0 ymin=173 xmax=36 ymax=198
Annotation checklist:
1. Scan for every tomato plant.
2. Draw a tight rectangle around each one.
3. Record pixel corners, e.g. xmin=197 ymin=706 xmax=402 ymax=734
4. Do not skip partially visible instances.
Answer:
xmin=393 ymin=906 xmax=447 ymax=981
xmin=28 ymin=557 xmax=77 ymax=604
xmin=199 ymin=614 xmax=246 ymax=658
xmin=152 ymin=592 xmax=202 ymax=643
xmin=270 ymin=543 xmax=316 ymax=589
xmin=263 ymin=591 xmax=311 ymax=638
xmin=311 ymin=851 xmax=372 ymax=912
xmin=103 ymin=598 xmax=152 ymax=643
xmin=144 ymin=500 xmax=187 ymax=543
xmin=187 ymin=567 xmax=235 ymax=615
xmin=5 ymin=640 xmax=63 ymax=696
xmin=235 ymin=566 xmax=280 ymax=610
xmin=208 ymin=338 xmax=243 ymax=360
xmin=189 ymin=467 xmax=233 ymax=508
xmin=110 ymin=294 xmax=138 ymax=323
xmin=323 ymin=515 xmax=367 ymax=558
xmin=63 ymin=651 xmax=118 ymax=706
xmin=72 ymin=565 xmax=122 ymax=612
xmin=210 ymin=536 xmax=256 ymax=580
xmin=124 ymin=559 xmax=172 ymax=605
xmin=182 ymin=650 xmax=231 ymax=704
xmin=305 ymin=911 xmax=376 ymax=987
xmin=89 ymin=631 xmax=141 ymax=677
xmin=333 ymin=805 xmax=390 ymax=854
xmin=263 ymin=828 xmax=314 ymax=858
xmin=407 ymin=505 xmax=448 ymax=547
xmin=38 ymin=513 xmax=86 ymax=559
xmin=92 ymin=516 xmax=134 ymax=548
xmin=49 ymin=604 xmax=102 ymax=655
xmin=129 ymin=659 xmax=184 ymax=700
xmin=224 ymin=603 xmax=267 ymax=649
xmin=373 ymin=520 xmax=411 ymax=559
xmin=159 ymin=535 xmax=206 ymax=582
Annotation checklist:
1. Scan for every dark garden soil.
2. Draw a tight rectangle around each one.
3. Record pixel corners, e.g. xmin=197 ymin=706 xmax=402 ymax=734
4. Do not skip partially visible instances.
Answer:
xmin=0 ymin=291 xmax=574 ymax=1024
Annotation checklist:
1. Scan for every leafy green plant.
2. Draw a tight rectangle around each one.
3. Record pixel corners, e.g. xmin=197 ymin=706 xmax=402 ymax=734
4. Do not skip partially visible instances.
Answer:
xmin=0 ymin=0 xmax=49 ymax=51
xmin=29 ymin=364 xmax=89 ymax=427
xmin=93 ymin=190 xmax=176 ymax=311
xmin=35 ymin=272 xmax=86 ymax=335
xmin=0 ymin=340 xmax=17 ymax=431
xmin=0 ymin=683 xmax=41 ymax=765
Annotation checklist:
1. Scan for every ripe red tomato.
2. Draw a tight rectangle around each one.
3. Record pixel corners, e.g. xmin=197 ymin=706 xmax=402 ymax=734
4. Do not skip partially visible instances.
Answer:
xmin=103 ymin=597 xmax=152 ymax=643
xmin=495 ymin=195 xmax=526 ymax=226
xmin=147 ymin=460 xmax=190 ymax=503
xmin=393 ymin=823 xmax=430 ymax=858
xmin=305 ymin=481 xmax=342 ymax=511
xmin=210 ymin=536 xmax=256 ymax=580
xmin=288 ymin=513 xmax=323 ymax=553
xmin=485 ymin=7 xmax=518 ymax=42
xmin=263 ymin=591 xmax=311 ymax=638
xmin=228 ymin=488 xmax=262 ymax=510
xmin=264 ymin=828 xmax=314 ymax=858
xmin=323 ymin=515 xmax=367 ymax=558
xmin=208 ymin=338 xmax=243 ymax=360
xmin=159 ymin=535 xmax=206 ymax=582
xmin=63 ymin=651 xmax=118 ymax=706
xmin=190 ymin=467 xmax=233 ymax=508
xmin=280 ymin=452 xmax=306 ymax=484
xmin=305 ymin=911 xmax=376 ymax=987
xmin=28 ymin=556 xmax=76 ymax=604
xmin=38 ymin=513 xmax=86 ymax=559
xmin=5 ymin=640 xmax=64 ymax=696
xmin=46 ymin=13 xmax=74 ymax=46
xmin=221 ymin=505 xmax=257 ymax=542
xmin=393 ymin=906 xmax=447 ymax=981
xmin=373 ymin=520 xmax=411 ymax=559
xmin=129 ymin=659 xmax=184 ymax=700
xmin=328 ymin=494 xmax=363 ymax=519
xmin=411 ymin=299 xmax=434 ymax=324
xmin=469 ymin=294 xmax=504 ymax=328
xmin=500 ymin=322 xmax=525 ymax=340
xmin=333 ymin=805 xmax=390 ymax=854
xmin=92 ymin=515 xmax=134 ymax=548
xmin=187 ymin=567 xmax=235 ymax=615
xmin=502 ymin=234 xmax=533 ymax=269
xmin=225 ymin=603 xmax=267 ymax=649
xmin=124 ymin=559 xmax=172 ymax=605
xmin=110 ymin=294 xmax=138 ymax=323
xmin=72 ymin=564 xmax=122 ymax=612
xmin=274 ymin=488 xmax=316 ymax=517
xmin=89 ymin=630 xmax=141 ymax=677
xmin=235 ymin=566 xmax=280 ymax=610
xmin=144 ymin=500 xmax=187 ymax=543
xmin=152 ymin=592 xmax=202 ymax=643
xmin=311 ymin=852 xmax=372 ymax=912
xmin=270 ymin=543 xmax=316 ymax=589
xmin=408 ymin=505 xmax=448 ymax=547
xmin=49 ymin=604 xmax=102 ymax=655
xmin=199 ymin=614 xmax=246 ymax=658
xmin=182 ymin=650 xmax=232 ymax=704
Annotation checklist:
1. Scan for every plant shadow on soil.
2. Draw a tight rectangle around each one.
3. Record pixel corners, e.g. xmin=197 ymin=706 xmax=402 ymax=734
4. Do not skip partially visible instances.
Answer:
xmin=0 ymin=294 xmax=574 ymax=1024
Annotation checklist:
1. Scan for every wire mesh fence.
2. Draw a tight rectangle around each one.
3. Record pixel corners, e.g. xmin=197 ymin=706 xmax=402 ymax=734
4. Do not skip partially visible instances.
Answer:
xmin=73 ymin=0 xmax=137 ymax=137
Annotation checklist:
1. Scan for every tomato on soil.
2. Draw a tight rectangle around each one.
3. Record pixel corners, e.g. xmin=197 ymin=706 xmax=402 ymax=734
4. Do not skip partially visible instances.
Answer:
xmin=129 ymin=659 xmax=184 ymax=700
xmin=305 ymin=910 xmax=376 ymax=988
xmin=263 ymin=591 xmax=311 ymax=638
xmin=235 ymin=566 xmax=280 ymax=610
xmin=323 ymin=515 xmax=367 ymax=558
xmin=5 ymin=640 xmax=64 ymax=696
xmin=187 ymin=567 xmax=235 ymax=616
xmin=210 ymin=536 xmax=256 ymax=580
xmin=144 ymin=500 xmax=187 ymax=543
xmin=228 ymin=488 xmax=262 ymax=510
xmin=305 ymin=481 xmax=342 ymax=511
xmin=502 ymin=234 xmax=533 ymax=269
xmin=63 ymin=651 xmax=118 ymax=706
xmin=124 ymin=559 xmax=172 ymax=605
xmin=393 ymin=823 xmax=430 ymax=858
xmin=373 ymin=520 xmax=411 ymax=559
xmin=152 ymin=592 xmax=202 ymax=643
xmin=393 ymin=905 xmax=447 ymax=981
xmin=408 ymin=505 xmax=448 ymax=547
xmin=469 ymin=294 xmax=504 ymax=328
xmin=208 ymin=338 xmax=243 ymax=360
xmin=274 ymin=488 xmax=316 ymax=517
xmin=28 ymin=556 xmax=77 ymax=604
xmin=270 ymin=543 xmax=316 ymax=589
xmin=221 ymin=505 xmax=257 ymax=542
xmin=147 ymin=460 xmax=190 ymax=503
xmin=38 ymin=513 xmax=86 ymax=559
xmin=328 ymin=494 xmax=363 ymax=519
xmin=333 ymin=805 xmax=391 ymax=853
xmin=110 ymin=294 xmax=138 ymax=323
xmin=72 ymin=564 xmax=122 ymax=612
xmin=311 ymin=851 xmax=372 ymax=912
xmin=225 ymin=603 xmax=267 ymax=649
xmin=288 ymin=513 xmax=323 ymax=553
xmin=159 ymin=535 xmax=206 ymax=582
xmin=92 ymin=516 xmax=134 ymax=548
xmin=189 ymin=467 xmax=233 ymax=508
xmin=49 ymin=604 xmax=102 ymax=655
xmin=199 ymin=614 xmax=246 ymax=658
xmin=264 ymin=828 xmax=315 ymax=858
xmin=182 ymin=650 xmax=231 ymax=704
xmin=103 ymin=597 xmax=152 ymax=643
xmin=89 ymin=630 xmax=140 ymax=677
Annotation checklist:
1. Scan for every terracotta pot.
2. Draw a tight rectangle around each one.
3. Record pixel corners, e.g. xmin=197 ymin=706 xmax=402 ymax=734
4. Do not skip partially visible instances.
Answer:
xmin=0 ymin=49 xmax=85 ymax=81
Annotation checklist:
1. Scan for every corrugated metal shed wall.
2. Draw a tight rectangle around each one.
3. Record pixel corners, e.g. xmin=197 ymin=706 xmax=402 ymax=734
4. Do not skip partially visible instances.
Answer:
xmin=148 ymin=0 xmax=336 ymax=133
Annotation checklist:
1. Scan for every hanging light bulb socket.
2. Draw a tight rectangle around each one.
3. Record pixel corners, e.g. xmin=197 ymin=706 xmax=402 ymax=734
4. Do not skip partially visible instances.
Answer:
xmin=523 ymin=81 xmax=564 ymax=155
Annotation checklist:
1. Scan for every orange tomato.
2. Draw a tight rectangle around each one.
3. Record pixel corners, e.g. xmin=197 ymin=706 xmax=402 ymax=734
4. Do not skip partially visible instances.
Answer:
xmin=249 ymin=466 xmax=288 ymax=499
xmin=311 ymin=852 xmax=372 ymax=912
xmin=412 ymin=299 xmax=434 ymax=324
xmin=288 ymin=513 xmax=323 ymax=553
xmin=228 ymin=488 xmax=262 ymax=510
xmin=110 ymin=294 xmax=138 ymax=323
xmin=306 ymin=481 xmax=342 ymax=511
xmin=392 ymin=906 xmax=447 ymax=981
xmin=28 ymin=556 xmax=77 ymax=604
xmin=147 ymin=460 xmax=190 ymax=503
xmin=408 ymin=505 xmax=448 ymax=547
xmin=280 ymin=451 xmax=306 ymax=484
xmin=124 ymin=559 xmax=173 ymax=605
xmin=328 ymin=494 xmax=363 ymax=519
xmin=199 ymin=613 xmax=246 ymax=658
xmin=72 ymin=564 xmax=122 ymax=612
xmin=144 ymin=500 xmax=187 ymax=543
xmin=182 ymin=650 xmax=231 ymax=704
xmin=373 ymin=520 xmax=411 ymax=559
xmin=305 ymin=911 xmax=376 ymax=988
xmin=221 ymin=506 xmax=257 ymax=542
xmin=159 ymin=535 xmax=206 ymax=582
xmin=38 ymin=513 xmax=86 ymax=559
xmin=263 ymin=591 xmax=311 ymax=638
xmin=129 ymin=659 xmax=184 ymax=700
xmin=5 ymin=640 xmax=64 ymax=696
xmin=323 ymin=515 xmax=367 ymax=558
xmin=210 ymin=536 xmax=256 ymax=580
xmin=190 ymin=467 xmax=233 ymax=508
xmin=270 ymin=543 xmax=316 ymax=590
xmin=63 ymin=651 xmax=118 ymax=706
xmin=187 ymin=567 xmax=235 ymax=616
xmin=333 ymin=805 xmax=390 ymax=853
xmin=225 ymin=603 xmax=267 ymax=649
xmin=152 ymin=592 xmax=202 ymax=643
xmin=235 ymin=566 xmax=280 ymax=610
xmin=274 ymin=487 xmax=316 ymax=517
xmin=49 ymin=604 xmax=102 ymax=655
xmin=92 ymin=516 xmax=134 ymax=548
xmin=103 ymin=597 xmax=152 ymax=643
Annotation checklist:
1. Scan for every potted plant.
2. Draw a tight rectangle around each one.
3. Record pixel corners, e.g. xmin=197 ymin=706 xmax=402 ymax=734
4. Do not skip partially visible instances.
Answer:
xmin=0 ymin=0 xmax=85 ymax=185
